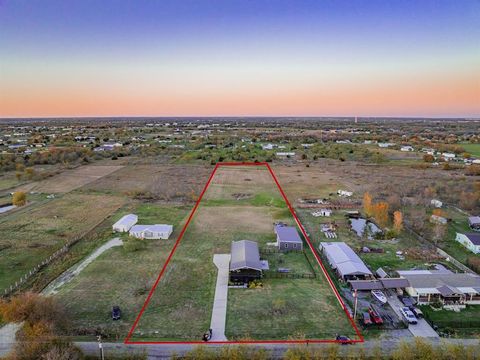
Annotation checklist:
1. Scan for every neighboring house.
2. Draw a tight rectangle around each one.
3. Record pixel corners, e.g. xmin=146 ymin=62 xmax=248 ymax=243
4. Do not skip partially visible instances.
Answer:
xmin=397 ymin=269 xmax=480 ymax=306
xmin=455 ymin=233 xmax=480 ymax=254
xmin=400 ymin=146 xmax=414 ymax=152
xmin=442 ymin=152 xmax=456 ymax=161
xmin=229 ymin=240 xmax=263 ymax=283
xmin=430 ymin=214 xmax=447 ymax=225
xmin=113 ymin=214 xmax=138 ymax=232
xmin=276 ymin=152 xmax=295 ymax=156
xmin=129 ymin=224 xmax=173 ymax=240
xmin=337 ymin=189 xmax=353 ymax=197
xmin=378 ymin=143 xmax=395 ymax=148
xmin=319 ymin=209 xmax=332 ymax=217
xmin=468 ymin=216 xmax=480 ymax=231
xmin=274 ymin=225 xmax=303 ymax=251
xmin=319 ymin=242 xmax=373 ymax=281
xmin=430 ymin=199 xmax=443 ymax=208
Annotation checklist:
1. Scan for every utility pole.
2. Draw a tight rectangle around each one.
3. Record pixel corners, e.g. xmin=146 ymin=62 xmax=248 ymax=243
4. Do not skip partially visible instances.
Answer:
xmin=353 ymin=289 xmax=358 ymax=320
xmin=97 ymin=335 xmax=105 ymax=360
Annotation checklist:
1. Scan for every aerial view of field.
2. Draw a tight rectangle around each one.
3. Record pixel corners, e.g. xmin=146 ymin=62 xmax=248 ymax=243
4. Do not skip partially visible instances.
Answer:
xmin=128 ymin=165 xmax=357 ymax=342
xmin=0 ymin=193 xmax=125 ymax=291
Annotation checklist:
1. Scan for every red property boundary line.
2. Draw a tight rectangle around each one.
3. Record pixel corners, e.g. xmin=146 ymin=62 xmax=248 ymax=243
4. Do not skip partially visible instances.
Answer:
xmin=125 ymin=162 xmax=364 ymax=345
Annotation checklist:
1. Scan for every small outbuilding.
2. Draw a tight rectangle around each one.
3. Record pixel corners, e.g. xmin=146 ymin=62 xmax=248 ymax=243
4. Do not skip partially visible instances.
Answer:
xmin=113 ymin=214 xmax=138 ymax=232
xmin=468 ymin=216 xmax=480 ymax=231
xmin=274 ymin=225 xmax=303 ymax=251
xmin=129 ymin=224 xmax=173 ymax=240
xmin=229 ymin=240 xmax=263 ymax=283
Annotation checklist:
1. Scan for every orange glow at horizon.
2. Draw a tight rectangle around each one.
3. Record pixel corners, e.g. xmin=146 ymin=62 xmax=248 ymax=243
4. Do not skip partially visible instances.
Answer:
xmin=2 ymin=69 xmax=479 ymax=118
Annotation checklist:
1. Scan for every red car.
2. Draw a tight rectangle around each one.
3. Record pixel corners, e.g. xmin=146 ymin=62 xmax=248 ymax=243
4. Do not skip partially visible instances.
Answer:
xmin=363 ymin=312 xmax=372 ymax=325
xmin=368 ymin=308 xmax=383 ymax=325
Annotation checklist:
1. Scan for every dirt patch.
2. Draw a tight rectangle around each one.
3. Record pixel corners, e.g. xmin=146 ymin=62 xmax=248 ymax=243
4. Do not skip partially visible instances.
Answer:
xmin=193 ymin=206 xmax=274 ymax=235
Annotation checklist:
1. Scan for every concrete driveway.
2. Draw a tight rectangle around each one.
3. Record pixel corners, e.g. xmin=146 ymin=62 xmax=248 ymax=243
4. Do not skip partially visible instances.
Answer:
xmin=210 ymin=254 xmax=231 ymax=341
xmin=386 ymin=294 xmax=438 ymax=338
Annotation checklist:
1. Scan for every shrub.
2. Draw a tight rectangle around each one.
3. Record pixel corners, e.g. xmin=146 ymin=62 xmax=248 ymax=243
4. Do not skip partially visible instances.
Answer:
xmin=12 ymin=191 xmax=26 ymax=206
xmin=123 ymin=238 xmax=147 ymax=252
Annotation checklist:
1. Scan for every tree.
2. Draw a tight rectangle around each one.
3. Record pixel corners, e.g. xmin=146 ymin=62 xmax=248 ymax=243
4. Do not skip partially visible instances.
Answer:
xmin=363 ymin=192 xmax=373 ymax=217
xmin=393 ymin=211 xmax=403 ymax=234
xmin=432 ymin=223 xmax=447 ymax=246
xmin=423 ymin=154 xmax=435 ymax=163
xmin=372 ymin=202 xmax=389 ymax=228
xmin=12 ymin=191 xmax=26 ymax=206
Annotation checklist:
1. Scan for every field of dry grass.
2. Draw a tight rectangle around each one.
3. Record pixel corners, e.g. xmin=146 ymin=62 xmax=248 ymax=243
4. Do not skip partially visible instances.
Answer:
xmin=83 ymin=164 xmax=212 ymax=201
xmin=15 ymin=164 xmax=124 ymax=193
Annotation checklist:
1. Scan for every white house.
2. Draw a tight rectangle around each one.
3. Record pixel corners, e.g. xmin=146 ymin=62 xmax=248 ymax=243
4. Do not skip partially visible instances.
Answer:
xmin=400 ymin=146 xmax=414 ymax=152
xmin=276 ymin=152 xmax=295 ymax=157
xmin=455 ymin=233 xmax=480 ymax=254
xmin=113 ymin=214 xmax=138 ymax=232
xmin=130 ymin=224 xmax=173 ymax=240
xmin=430 ymin=199 xmax=443 ymax=208
xmin=378 ymin=143 xmax=395 ymax=148
xmin=337 ymin=189 xmax=353 ymax=197
xmin=442 ymin=152 xmax=456 ymax=161
xmin=318 ymin=209 xmax=332 ymax=217
xmin=262 ymin=143 xmax=275 ymax=150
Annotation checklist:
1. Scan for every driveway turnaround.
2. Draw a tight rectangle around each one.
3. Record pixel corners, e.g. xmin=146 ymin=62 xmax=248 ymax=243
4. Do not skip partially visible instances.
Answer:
xmin=210 ymin=254 xmax=231 ymax=341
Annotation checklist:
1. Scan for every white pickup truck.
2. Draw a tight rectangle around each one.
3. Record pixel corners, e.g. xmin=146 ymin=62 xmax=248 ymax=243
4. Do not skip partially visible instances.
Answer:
xmin=400 ymin=307 xmax=418 ymax=324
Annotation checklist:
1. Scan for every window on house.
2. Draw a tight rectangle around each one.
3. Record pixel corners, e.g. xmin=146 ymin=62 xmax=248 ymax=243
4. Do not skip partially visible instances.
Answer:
xmin=284 ymin=243 xmax=288 ymax=248
xmin=293 ymin=243 xmax=297 ymax=248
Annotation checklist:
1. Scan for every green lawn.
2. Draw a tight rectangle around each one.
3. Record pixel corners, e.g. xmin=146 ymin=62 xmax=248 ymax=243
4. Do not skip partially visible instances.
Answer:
xmin=460 ymin=143 xmax=480 ymax=157
xmin=226 ymin=279 xmax=354 ymax=340
xmin=0 ymin=193 xmax=125 ymax=291
xmin=420 ymin=305 xmax=480 ymax=337
xmin=55 ymin=204 xmax=190 ymax=338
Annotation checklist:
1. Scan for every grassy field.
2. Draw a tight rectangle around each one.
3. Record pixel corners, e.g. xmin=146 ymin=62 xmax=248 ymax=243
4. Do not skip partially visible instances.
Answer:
xmin=129 ymin=166 xmax=357 ymax=341
xmin=461 ymin=143 xmax=480 ymax=157
xmin=54 ymin=204 xmax=190 ymax=338
xmin=0 ymin=193 xmax=125 ymax=291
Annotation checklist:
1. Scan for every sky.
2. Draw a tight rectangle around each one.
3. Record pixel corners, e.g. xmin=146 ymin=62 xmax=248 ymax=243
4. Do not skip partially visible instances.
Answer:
xmin=0 ymin=0 xmax=479 ymax=118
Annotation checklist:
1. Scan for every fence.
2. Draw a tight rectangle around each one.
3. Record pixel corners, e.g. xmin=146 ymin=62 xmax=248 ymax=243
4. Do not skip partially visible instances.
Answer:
xmin=2 ymin=210 xmax=118 ymax=298
xmin=263 ymin=272 xmax=315 ymax=279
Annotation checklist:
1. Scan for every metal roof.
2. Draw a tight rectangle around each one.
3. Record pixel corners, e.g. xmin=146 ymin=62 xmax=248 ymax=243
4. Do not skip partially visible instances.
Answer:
xmin=399 ymin=272 xmax=480 ymax=290
xmin=464 ymin=233 xmax=480 ymax=245
xmin=230 ymin=240 xmax=262 ymax=271
xmin=113 ymin=214 xmax=138 ymax=226
xmin=130 ymin=224 xmax=172 ymax=233
xmin=349 ymin=278 xmax=410 ymax=291
xmin=275 ymin=225 xmax=302 ymax=243
xmin=320 ymin=242 xmax=372 ymax=277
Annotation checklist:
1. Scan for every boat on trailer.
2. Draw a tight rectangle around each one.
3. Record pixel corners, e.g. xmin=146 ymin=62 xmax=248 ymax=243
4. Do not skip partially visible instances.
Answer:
xmin=371 ymin=289 xmax=387 ymax=304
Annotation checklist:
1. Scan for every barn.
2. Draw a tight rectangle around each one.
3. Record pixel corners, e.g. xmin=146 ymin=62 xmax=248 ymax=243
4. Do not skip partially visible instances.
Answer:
xmin=112 ymin=214 xmax=138 ymax=232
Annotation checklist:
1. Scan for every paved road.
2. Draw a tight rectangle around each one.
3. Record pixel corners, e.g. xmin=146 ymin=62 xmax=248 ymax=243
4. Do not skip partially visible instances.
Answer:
xmin=42 ymin=237 xmax=123 ymax=295
xmin=0 ymin=323 xmax=22 ymax=357
xmin=75 ymin=338 xmax=480 ymax=359
xmin=210 ymin=254 xmax=231 ymax=341
xmin=386 ymin=294 xmax=438 ymax=338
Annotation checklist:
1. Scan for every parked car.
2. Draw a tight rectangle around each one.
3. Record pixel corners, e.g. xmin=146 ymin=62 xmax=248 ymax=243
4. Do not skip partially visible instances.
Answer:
xmin=335 ymin=335 xmax=353 ymax=345
xmin=363 ymin=312 xmax=372 ymax=325
xmin=398 ymin=295 xmax=416 ymax=307
xmin=368 ymin=308 xmax=383 ymax=325
xmin=409 ymin=306 xmax=424 ymax=318
xmin=400 ymin=307 xmax=417 ymax=324
xmin=112 ymin=306 xmax=121 ymax=320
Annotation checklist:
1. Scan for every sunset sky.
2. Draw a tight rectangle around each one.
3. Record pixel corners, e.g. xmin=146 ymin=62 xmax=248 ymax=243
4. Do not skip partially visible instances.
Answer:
xmin=1 ymin=0 xmax=479 ymax=118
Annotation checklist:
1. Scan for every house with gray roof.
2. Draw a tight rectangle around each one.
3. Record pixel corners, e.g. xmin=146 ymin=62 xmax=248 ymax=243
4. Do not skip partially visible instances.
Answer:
xmin=320 ymin=242 xmax=373 ymax=281
xmin=229 ymin=240 xmax=263 ymax=283
xmin=274 ymin=225 xmax=303 ymax=251
xmin=455 ymin=232 xmax=480 ymax=254
xmin=397 ymin=269 xmax=480 ymax=306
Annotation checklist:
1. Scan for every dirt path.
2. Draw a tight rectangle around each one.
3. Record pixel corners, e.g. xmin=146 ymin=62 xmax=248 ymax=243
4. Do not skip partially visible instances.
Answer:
xmin=42 ymin=237 xmax=123 ymax=295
